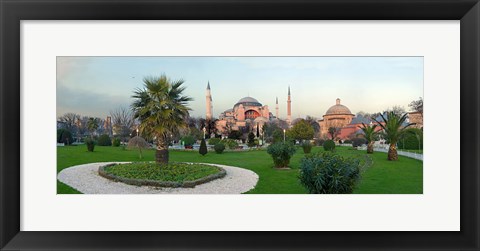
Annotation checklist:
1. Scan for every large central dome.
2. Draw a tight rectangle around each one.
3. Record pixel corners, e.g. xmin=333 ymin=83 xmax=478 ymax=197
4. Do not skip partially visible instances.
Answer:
xmin=234 ymin=96 xmax=262 ymax=107
xmin=325 ymin=98 xmax=353 ymax=115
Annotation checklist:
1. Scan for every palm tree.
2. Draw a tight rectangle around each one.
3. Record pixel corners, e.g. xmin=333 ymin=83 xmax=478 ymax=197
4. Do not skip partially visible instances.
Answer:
xmin=87 ymin=117 xmax=99 ymax=139
xmin=374 ymin=111 xmax=415 ymax=161
xmin=360 ymin=123 xmax=378 ymax=154
xmin=131 ymin=75 xmax=192 ymax=165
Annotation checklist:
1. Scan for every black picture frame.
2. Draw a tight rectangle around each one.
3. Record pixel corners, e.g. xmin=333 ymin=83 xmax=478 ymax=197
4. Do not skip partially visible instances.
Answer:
xmin=1 ymin=0 xmax=479 ymax=250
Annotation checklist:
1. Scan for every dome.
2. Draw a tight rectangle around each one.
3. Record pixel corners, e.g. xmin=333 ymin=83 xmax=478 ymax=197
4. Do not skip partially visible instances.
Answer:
xmin=325 ymin=98 xmax=353 ymax=115
xmin=234 ymin=96 xmax=262 ymax=107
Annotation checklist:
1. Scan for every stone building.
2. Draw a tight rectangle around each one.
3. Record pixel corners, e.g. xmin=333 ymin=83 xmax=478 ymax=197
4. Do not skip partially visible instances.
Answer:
xmin=318 ymin=98 xmax=355 ymax=138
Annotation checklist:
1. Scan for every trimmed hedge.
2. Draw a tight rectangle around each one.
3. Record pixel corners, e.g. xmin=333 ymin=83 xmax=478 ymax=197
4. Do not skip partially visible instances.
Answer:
xmin=323 ymin=140 xmax=335 ymax=151
xmin=98 ymin=163 xmax=226 ymax=188
xmin=214 ymin=143 xmax=225 ymax=154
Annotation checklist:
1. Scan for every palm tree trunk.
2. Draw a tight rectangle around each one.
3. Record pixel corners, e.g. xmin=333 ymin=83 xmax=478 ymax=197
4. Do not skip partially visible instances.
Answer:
xmin=155 ymin=139 xmax=169 ymax=165
xmin=388 ymin=143 xmax=398 ymax=161
xmin=367 ymin=141 xmax=374 ymax=154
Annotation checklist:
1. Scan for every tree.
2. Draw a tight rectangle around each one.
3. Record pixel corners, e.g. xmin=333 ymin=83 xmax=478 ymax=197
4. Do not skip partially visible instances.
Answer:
xmin=387 ymin=105 xmax=406 ymax=117
xmin=110 ymin=106 xmax=134 ymax=142
xmin=131 ymin=74 xmax=193 ymax=165
xmin=58 ymin=113 xmax=80 ymax=131
xmin=127 ymin=136 xmax=149 ymax=159
xmin=409 ymin=97 xmax=423 ymax=117
xmin=304 ymin=115 xmax=320 ymax=137
xmin=374 ymin=111 xmax=415 ymax=160
xmin=359 ymin=123 xmax=379 ymax=154
xmin=87 ymin=117 xmax=99 ymax=139
xmin=228 ymin=130 xmax=242 ymax=140
xmin=287 ymin=119 xmax=314 ymax=143
xmin=199 ymin=138 xmax=208 ymax=156
xmin=202 ymin=118 xmax=218 ymax=138
xmin=328 ymin=127 xmax=340 ymax=140
xmin=247 ymin=132 xmax=256 ymax=147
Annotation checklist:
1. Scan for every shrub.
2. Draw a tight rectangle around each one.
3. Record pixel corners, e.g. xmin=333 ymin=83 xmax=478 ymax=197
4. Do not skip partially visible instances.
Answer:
xmin=57 ymin=129 xmax=73 ymax=145
xmin=199 ymin=139 xmax=208 ymax=156
xmin=266 ymin=142 xmax=297 ymax=168
xmin=181 ymin=135 xmax=195 ymax=147
xmin=85 ymin=138 xmax=95 ymax=152
xmin=247 ymin=132 xmax=256 ymax=147
xmin=323 ymin=140 xmax=335 ymax=151
xmin=214 ymin=143 xmax=225 ymax=154
xmin=112 ymin=138 xmax=121 ymax=147
xmin=208 ymin=137 xmax=221 ymax=146
xmin=97 ymin=134 xmax=112 ymax=146
xmin=301 ymin=141 xmax=312 ymax=154
xmin=314 ymin=139 xmax=325 ymax=146
xmin=222 ymin=138 xmax=239 ymax=150
xmin=343 ymin=139 xmax=352 ymax=144
xmin=299 ymin=152 xmax=361 ymax=194
xmin=352 ymin=137 xmax=367 ymax=147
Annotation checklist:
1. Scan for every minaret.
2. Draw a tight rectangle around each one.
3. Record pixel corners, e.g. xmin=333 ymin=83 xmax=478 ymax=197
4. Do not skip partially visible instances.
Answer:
xmin=275 ymin=97 xmax=279 ymax=119
xmin=287 ymin=86 xmax=292 ymax=125
xmin=206 ymin=82 xmax=212 ymax=120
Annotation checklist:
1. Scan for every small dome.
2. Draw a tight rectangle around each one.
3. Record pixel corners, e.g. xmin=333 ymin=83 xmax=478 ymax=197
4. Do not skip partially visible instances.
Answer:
xmin=325 ymin=98 xmax=353 ymax=115
xmin=234 ymin=96 xmax=262 ymax=107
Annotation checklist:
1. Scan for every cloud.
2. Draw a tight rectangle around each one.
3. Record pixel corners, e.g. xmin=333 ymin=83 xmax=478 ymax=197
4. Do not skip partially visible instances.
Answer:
xmin=56 ymin=85 xmax=131 ymax=119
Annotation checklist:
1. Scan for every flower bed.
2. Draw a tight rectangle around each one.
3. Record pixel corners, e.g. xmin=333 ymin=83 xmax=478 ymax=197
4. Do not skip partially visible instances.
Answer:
xmin=98 ymin=162 xmax=226 ymax=188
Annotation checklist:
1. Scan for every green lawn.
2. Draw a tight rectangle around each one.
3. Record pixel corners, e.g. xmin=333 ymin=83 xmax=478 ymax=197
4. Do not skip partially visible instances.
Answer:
xmin=57 ymin=145 xmax=423 ymax=194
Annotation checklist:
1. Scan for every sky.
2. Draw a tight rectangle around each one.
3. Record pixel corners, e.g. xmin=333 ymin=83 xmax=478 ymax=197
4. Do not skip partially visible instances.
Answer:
xmin=57 ymin=56 xmax=423 ymax=120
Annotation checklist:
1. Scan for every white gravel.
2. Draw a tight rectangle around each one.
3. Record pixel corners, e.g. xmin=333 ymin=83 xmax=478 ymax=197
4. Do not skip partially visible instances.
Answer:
xmin=57 ymin=162 xmax=259 ymax=194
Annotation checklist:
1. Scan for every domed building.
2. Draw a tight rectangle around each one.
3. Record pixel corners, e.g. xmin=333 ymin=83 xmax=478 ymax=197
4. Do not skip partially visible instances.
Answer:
xmin=215 ymin=96 xmax=272 ymax=134
xmin=318 ymin=98 xmax=355 ymax=138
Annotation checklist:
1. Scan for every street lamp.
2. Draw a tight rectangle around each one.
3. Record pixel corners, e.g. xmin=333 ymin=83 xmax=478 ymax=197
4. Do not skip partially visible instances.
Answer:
xmin=136 ymin=128 xmax=139 ymax=136
xmin=283 ymin=129 xmax=286 ymax=142
xmin=203 ymin=127 xmax=206 ymax=139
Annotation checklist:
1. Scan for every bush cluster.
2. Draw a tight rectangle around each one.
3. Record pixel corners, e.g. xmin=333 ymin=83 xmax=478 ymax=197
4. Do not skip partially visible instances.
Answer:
xmin=57 ymin=129 xmax=73 ymax=145
xmin=97 ymin=134 xmax=112 ymax=146
xmin=299 ymin=152 xmax=361 ymax=194
xmin=323 ymin=140 xmax=335 ymax=151
xmin=398 ymin=128 xmax=423 ymax=150
xmin=214 ymin=142 xmax=225 ymax=154
xmin=266 ymin=142 xmax=297 ymax=168
xmin=112 ymin=138 xmax=121 ymax=147
xmin=222 ymin=138 xmax=239 ymax=150
xmin=352 ymin=137 xmax=367 ymax=147
xmin=301 ymin=141 xmax=312 ymax=154
xmin=181 ymin=135 xmax=196 ymax=147
xmin=208 ymin=137 xmax=222 ymax=146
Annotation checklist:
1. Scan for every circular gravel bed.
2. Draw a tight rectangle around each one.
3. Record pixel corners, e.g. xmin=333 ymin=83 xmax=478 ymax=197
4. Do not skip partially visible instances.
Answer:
xmin=57 ymin=162 xmax=259 ymax=194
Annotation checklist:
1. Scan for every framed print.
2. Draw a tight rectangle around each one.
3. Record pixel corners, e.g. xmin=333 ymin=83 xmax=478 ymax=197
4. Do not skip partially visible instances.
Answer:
xmin=1 ymin=0 xmax=479 ymax=250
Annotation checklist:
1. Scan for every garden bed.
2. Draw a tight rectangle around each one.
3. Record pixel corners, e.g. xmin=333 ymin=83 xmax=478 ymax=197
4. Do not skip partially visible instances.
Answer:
xmin=98 ymin=162 xmax=226 ymax=188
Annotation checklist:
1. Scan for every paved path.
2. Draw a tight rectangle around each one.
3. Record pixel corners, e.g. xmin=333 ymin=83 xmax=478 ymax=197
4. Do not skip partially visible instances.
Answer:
xmin=373 ymin=147 xmax=423 ymax=161
xmin=57 ymin=162 xmax=259 ymax=194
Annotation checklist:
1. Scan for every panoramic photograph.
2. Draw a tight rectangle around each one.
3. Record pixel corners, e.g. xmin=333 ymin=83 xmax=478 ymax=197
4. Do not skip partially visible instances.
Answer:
xmin=56 ymin=56 xmax=423 ymax=194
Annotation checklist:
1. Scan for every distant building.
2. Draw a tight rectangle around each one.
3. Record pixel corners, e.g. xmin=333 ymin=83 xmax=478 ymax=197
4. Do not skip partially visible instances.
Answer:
xmin=208 ymin=83 xmax=291 ymax=136
xmin=318 ymin=98 xmax=355 ymax=138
